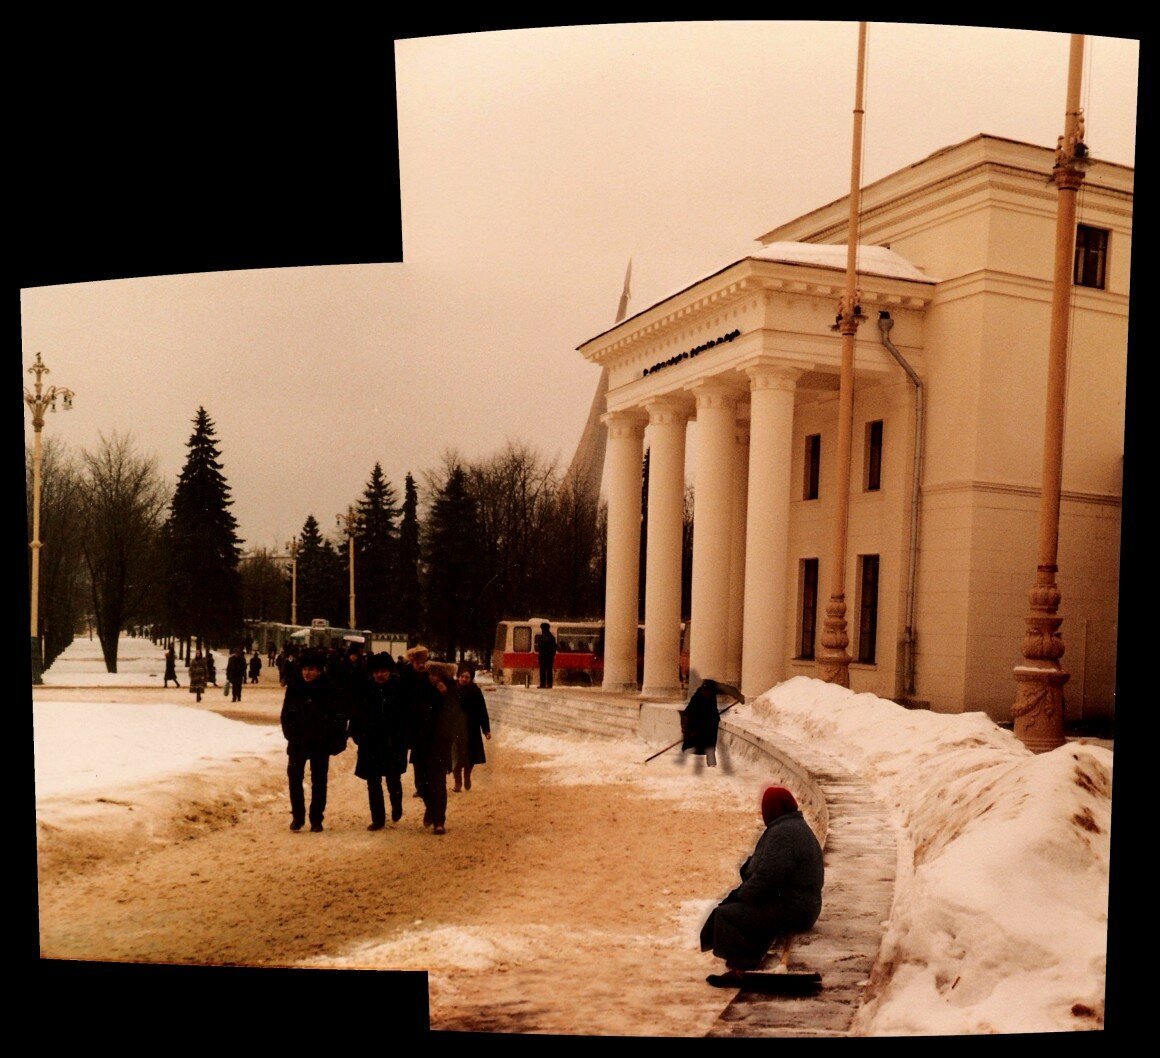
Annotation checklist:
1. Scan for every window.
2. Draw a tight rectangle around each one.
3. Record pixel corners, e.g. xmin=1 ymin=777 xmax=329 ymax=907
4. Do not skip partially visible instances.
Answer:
xmin=512 ymin=625 xmax=532 ymax=653
xmin=864 ymin=420 xmax=883 ymax=492
xmin=803 ymin=434 xmax=821 ymax=500
xmin=1074 ymin=224 xmax=1108 ymax=289
xmin=798 ymin=558 xmax=819 ymax=659
xmin=856 ymin=554 xmax=880 ymax=664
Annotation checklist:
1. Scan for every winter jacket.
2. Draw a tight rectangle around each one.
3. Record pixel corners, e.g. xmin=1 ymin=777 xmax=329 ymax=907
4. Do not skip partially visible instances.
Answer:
xmin=226 ymin=654 xmax=247 ymax=685
xmin=248 ymin=654 xmax=262 ymax=679
xmin=280 ymin=673 xmax=346 ymax=756
xmin=459 ymin=681 xmax=491 ymax=766
xmin=349 ymin=674 xmax=410 ymax=779
xmin=188 ymin=656 xmax=208 ymax=694
xmin=700 ymin=810 xmax=824 ymax=968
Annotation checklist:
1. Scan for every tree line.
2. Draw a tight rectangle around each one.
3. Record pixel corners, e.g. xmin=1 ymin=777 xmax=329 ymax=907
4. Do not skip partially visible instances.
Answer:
xmin=28 ymin=412 xmax=632 ymax=672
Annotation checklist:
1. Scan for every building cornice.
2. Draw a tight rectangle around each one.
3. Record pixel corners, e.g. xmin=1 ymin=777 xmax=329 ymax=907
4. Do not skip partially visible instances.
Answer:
xmin=923 ymin=479 xmax=1122 ymax=507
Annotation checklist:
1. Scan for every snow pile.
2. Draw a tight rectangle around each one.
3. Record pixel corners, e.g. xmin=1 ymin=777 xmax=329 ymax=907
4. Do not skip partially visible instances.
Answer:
xmin=744 ymin=676 xmax=1111 ymax=1035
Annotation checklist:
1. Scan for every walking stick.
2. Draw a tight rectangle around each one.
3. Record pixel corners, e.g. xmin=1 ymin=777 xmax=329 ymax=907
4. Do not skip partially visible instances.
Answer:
xmin=642 ymin=701 xmax=741 ymax=764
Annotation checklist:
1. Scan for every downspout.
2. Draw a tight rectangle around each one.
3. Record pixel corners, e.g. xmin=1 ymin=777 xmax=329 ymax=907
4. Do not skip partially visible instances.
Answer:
xmin=877 ymin=311 xmax=924 ymax=702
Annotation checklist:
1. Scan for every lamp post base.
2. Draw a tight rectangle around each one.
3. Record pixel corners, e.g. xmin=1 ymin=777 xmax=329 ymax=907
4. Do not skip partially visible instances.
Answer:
xmin=1013 ymin=665 xmax=1068 ymax=753
xmin=30 ymin=634 xmax=43 ymax=686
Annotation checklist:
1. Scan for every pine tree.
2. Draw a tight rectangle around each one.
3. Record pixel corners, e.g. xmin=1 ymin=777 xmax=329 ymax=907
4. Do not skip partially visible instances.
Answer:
xmin=393 ymin=473 xmax=423 ymax=637
xmin=355 ymin=462 xmax=400 ymax=632
xmin=168 ymin=408 xmax=244 ymax=647
xmin=422 ymin=463 xmax=484 ymax=659
xmin=296 ymin=514 xmax=345 ymax=627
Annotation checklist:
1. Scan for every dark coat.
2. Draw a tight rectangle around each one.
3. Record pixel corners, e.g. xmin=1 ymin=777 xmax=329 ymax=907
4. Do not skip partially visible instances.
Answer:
xmin=700 ymin=810 xmax=825 ymax=969
xmin=537 ymin=630 xmax=557 ymax=662
xmin=248 ymin=653 xmax=262 ymax=679
xmin=188 ymin=656 xmax=208 ymax=694
xmin=459 ymin=681 xmax=491 ymax=766
xmin=349 ymin=674 xmax=410 ymax=779
xmin=163 ymin=651 xmax=177 ymax=679
xmin=280 ymin=673 xmax=347 ymax=757
xmin=226 ymin=653 xmax=247 ymax=685
xmin=402 ymin=666 xmax=452 ymax=771
xmin=680 ymin=681 xmax=721 ymax=754
xmin=205 ymin=653 xmax=217 ymax=682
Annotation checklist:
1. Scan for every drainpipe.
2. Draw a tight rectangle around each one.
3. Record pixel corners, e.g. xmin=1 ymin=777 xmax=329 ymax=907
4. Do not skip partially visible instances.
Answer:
xmin=878 ymin=311 xmax=924 ymax=702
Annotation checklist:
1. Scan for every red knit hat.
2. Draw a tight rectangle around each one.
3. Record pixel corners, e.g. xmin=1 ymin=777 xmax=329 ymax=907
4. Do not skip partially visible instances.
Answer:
xmin=761 ymin=785 xmax=798 ymax=824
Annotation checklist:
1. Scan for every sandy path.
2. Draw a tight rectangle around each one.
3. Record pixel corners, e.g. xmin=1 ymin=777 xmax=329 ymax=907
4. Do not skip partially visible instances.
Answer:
xmin=36 ymin=697 xmax=768 ymax=1037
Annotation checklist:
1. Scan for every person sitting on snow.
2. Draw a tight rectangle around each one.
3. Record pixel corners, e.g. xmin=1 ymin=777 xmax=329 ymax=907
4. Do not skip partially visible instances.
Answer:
xmin=699 ymin=784 xmax=824 ymax=982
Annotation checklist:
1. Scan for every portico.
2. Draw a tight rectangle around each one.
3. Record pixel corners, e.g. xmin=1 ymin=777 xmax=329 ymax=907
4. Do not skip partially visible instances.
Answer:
xmin=581 ymin=245 xmax=934 ymax=702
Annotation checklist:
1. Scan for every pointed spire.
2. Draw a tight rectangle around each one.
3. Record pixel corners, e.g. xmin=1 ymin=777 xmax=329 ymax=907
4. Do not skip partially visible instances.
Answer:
xmin=616 ymin=258 xmax=633 ymax=324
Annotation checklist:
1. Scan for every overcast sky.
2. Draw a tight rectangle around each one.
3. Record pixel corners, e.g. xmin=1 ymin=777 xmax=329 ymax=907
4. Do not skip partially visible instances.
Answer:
xmin=19 ymin=21 xmax=1139 ymax=553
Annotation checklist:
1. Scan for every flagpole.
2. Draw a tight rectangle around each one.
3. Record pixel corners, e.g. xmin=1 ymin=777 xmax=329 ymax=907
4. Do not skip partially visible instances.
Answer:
xmin=817 ymin=21 xmax=868 ymax=687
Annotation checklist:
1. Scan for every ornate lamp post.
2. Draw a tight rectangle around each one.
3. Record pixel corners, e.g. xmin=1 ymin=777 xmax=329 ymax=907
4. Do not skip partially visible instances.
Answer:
xmin=1013 ymin=34 xmax=1089 ymax=753
xmin=336 ymin=506 xmax=364 ymax=629
xmin=23 ymin=353 xmax=75 ymax=685
xmin=816 ymin=22 xmax=868 ymax=688
xmin=285 ymin=538 xmax=300 ymax=626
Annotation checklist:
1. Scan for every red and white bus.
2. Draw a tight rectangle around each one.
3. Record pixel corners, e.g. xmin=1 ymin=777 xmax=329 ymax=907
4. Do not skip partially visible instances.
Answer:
xmin=491 ymin=618 xmax=690 ymax=688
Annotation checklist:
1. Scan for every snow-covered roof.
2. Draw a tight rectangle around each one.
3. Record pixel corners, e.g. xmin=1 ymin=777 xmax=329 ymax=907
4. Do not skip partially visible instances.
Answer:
xmin=751 ymin=241 xmax=938 ymax=283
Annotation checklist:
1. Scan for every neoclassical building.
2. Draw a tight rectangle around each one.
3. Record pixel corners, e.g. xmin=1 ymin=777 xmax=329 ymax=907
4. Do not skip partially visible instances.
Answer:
xmin=580 ymin=135 xmax=1129 ymax=724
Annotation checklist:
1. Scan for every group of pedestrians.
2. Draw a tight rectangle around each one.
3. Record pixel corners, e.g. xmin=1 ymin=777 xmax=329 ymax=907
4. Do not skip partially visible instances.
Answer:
xmin=162 ymin=643 xmax=265 ymax=702
xmin=279 ymin=642 xmax=491 ymax=835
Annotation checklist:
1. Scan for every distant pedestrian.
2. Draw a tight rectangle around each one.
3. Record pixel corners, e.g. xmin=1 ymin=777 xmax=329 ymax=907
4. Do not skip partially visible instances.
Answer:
xmin=163 ymin=646 xmax=180 ymax=688
xmin=205 ymin=650 xmax=218 ymax=687
xmin=226 ymin=646 xmax=247 ymax=703
xmin=267 ymin=642 xmax=277 ymax=668
xmin=537 ymin=622 xmax=557 ymax=689
xmin=454 ymin=663 xmax=491 ymax=792
xmin=248 ymin=651 xmax=262 ymax=684
xmin=188 ymin=649 xmax=208 ymax=703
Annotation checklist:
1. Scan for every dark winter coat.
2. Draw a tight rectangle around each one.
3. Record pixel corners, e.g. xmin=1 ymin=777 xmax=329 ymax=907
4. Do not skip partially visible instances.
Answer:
xmin=402 ymin=666 xmax=452 ymax=772
xmin=680 ymin=681 xmax=721 ymax=754
xmin=163 ymin=651 xmax=178 ymax=679
xmin=699 ymin=810 xmax=824 ymax=969
xmin=226 ymin=653 xmax=247 ymax=686
xmin=280 ymin=673 xmax=347 ymax=757
xmin=205 ymin=653 xmax=217 ymax=683
xmin=248 ymin=653 xmax=262 ymax=679
xmin=349 ymin=674 xmax=410 ymax=780
xmin=188 ymin=656 xmax=208 ymax=695
xmin=459 ymin=681 xmax=491 ymax=766
xmin=537 ymin=630 xmax=557 ymax=663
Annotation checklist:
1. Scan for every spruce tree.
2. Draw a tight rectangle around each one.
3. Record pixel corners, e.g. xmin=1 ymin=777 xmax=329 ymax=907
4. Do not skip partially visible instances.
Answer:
xmin=355 ymin=462 xmax=400 ymax=632
xmin=422 ymin=463 xmax=484 ymax=660
xmin=393 ymin=473 xmax=423 ymax=637
xmin=168 ymin=408 xmax=243 ymax=647
xmin=296 ymin=514 xmax=345 ymax=627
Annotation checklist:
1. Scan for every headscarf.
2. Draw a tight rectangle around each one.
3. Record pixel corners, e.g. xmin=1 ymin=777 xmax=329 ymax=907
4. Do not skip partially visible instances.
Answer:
xmin=761 ymin=784 xmax=799 ymax=825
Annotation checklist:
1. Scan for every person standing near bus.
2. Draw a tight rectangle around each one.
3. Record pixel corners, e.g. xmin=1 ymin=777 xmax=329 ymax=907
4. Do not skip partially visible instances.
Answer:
xmin=537 ymin=622 xmax=557 ymax=689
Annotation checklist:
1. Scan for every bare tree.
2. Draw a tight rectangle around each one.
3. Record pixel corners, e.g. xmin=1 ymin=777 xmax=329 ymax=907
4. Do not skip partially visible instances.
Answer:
xmin=80 ymin=433 xmax=170 ymax=672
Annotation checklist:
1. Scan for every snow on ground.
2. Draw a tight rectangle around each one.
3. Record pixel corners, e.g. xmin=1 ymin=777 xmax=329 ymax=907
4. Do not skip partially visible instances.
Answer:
xmin=39 ymin=633 xmax=231 ymax=687
xmin=740 ymin=677 xmax=1112 ymax=1035
xmin=32 ymin=635 xmax=1113 ymax=1035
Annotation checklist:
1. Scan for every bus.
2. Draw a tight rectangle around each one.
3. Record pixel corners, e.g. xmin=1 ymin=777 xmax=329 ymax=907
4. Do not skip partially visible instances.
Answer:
xmin=491 ymin=618 xmax=690 ymax=688
xmin=246 ymin=619 xmax=376 ymax=654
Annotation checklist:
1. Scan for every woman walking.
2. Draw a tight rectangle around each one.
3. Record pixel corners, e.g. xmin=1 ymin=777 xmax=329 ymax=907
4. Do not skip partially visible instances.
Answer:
xmin=453 ymin=663 xmax=491 ymax=792
xmin=188 ymin=648 xmax=208 ymax=703
xmin=163 ymin=646 xmax=180 ymax=688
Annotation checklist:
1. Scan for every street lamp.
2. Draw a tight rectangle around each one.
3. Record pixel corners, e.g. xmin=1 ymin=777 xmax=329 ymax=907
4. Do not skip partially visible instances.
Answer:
xmin=23 ymin=352 xmax=75 ymax=686
xmin=1012 ymin=35 xmax=1090 ymax=753
xmin=336 ymin=506 xmax=364 ymax=629
xmin=285 ymin=538 xmax=300 ymax=626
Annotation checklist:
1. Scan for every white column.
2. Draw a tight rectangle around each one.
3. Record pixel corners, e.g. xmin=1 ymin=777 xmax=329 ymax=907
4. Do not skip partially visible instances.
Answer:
xmin=601 ymin=411 xmax=645 ymax=692
xmin=741 ymin=365 xmax=800 ymax=699
xmin=642 ymin=399 xmax=688 ymax=697
xmin=725 ymin=416 xmax=750 ymax=685
xmin=688 ymin=382 xmax=739 ymax=686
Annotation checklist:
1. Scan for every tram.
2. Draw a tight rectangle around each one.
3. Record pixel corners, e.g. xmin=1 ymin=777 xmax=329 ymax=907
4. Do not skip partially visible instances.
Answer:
xmin=491 ymin=618 xmax=690 ymax=688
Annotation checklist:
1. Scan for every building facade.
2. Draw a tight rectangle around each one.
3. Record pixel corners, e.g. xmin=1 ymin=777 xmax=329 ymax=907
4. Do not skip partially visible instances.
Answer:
xmin=580 ymin=135 xmax=1129 ymax=724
